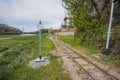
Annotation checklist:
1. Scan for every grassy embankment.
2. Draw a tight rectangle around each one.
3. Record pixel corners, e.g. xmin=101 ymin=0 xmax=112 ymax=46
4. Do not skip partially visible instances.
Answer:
xmin=0 ymin=35 xmax=70 ymax=80
xmin=58 ymin=35 xmax=120 ymax=70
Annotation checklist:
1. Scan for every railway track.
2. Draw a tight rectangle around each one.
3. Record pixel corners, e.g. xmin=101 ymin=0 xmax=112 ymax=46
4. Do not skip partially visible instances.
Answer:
xmin=50 ymin=36 xmax=119 ymax=80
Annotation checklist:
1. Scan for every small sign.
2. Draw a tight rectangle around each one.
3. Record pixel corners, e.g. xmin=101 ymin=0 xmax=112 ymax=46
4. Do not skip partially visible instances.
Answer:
xmin=38 ymin=21 xmax=43 ymax=30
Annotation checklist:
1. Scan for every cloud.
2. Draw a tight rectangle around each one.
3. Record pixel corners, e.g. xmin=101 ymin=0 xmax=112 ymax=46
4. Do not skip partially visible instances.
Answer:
xmin=0 ymin=0 xmax=65 ymax=31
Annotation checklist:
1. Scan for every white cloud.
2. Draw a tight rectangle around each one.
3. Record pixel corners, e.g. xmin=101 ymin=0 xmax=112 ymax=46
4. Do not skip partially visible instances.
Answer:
xmin=0 ymin=0 xmax=65 ymax=31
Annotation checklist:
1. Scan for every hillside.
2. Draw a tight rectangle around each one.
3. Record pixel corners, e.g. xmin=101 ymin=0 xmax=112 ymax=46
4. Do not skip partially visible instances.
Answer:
xmin=0 ymin=24 xmax=22 ymax=34
xmin=62 ymin=0 xmax=120 ymax=55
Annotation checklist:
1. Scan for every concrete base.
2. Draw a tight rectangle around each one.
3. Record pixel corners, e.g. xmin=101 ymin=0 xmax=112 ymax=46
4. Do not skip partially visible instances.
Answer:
xmin=28 ymin=57 xmax=50 ymax=68
xmin=35 ymin=57 xmax=45 ymax=62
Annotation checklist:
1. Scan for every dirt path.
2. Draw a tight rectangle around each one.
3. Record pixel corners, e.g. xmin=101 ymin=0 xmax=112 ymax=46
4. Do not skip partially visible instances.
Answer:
xmin=50 ymin=36 xmax=119 ymax=80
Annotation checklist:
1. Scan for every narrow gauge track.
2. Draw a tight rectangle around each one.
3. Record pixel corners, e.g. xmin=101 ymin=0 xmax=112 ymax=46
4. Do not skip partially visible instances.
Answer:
xmin=50 ymin=36 xmax=119 ymax=80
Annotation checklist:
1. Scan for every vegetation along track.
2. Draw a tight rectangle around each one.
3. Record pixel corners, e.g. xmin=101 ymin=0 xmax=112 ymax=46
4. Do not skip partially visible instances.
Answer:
xmin=50 ymin=36 xmax=119 ymax=80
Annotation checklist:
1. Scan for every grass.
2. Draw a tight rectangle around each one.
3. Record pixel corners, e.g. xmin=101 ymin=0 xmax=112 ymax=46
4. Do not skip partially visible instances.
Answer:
xmin=57 ymin=35 xmax=120 ymax=70
xmin=0 ymin=35 xmax=71 ymax=80
xmin=0 ymin=46 xmax=9 ymax=52
xmin=0 ymin=34 xmax=17 ymax=38
xmin=57 ymin=35 xmax=98 ymax=55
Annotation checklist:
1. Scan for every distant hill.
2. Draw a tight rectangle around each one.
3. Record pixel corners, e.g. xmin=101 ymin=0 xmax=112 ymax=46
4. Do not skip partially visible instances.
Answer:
xmin=0 ymin=24 xmax=22 ymax=34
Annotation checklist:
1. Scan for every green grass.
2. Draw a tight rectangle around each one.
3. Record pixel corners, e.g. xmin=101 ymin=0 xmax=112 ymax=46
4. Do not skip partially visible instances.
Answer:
xmin=0 ymin=34 xmax=17 ymax=38
xmin=57 ymin=35 xmax=98 ymax=55
xmin=0 ymin=35 xmax=70 ymax=80
xmin=57 ymin=35 xmax=120 ymax=70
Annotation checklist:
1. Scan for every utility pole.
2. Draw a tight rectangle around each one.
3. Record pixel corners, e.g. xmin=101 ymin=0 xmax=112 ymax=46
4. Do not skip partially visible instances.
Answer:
xmin=39 ymin=21 xmax=42 ymax=59
xmin=103 ymin=0 xmax=117 ymax=55
xmin=36 ymin=21 xmax=45 ymax=62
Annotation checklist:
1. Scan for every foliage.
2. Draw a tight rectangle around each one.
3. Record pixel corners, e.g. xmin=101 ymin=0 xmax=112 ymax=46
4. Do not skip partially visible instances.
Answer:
xmin=0 ymin=46 xmax=9 ymax=52
xmin=42 ymin=29 xmax=48 ymax=33
xmin=62 ymin=0 xmax=120 ymax=54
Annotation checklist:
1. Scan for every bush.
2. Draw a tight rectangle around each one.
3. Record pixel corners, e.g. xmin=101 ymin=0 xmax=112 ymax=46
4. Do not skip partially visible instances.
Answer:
xmin=0 ymin=47 xmax=9 ymax=52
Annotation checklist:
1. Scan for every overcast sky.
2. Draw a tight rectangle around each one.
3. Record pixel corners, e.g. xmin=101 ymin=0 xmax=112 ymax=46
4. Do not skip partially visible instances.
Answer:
xmin=0 ymin=0 xmax=65 ymax=32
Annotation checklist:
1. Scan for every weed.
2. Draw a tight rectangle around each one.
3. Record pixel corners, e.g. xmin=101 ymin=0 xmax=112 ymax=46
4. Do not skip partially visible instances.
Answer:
xmin=0 ymin=47 xmax=9 ymax=52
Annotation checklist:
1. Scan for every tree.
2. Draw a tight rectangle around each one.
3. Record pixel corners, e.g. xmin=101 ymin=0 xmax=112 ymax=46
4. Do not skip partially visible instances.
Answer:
xmin=62 ymin=0 xmax=120 ymax=54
